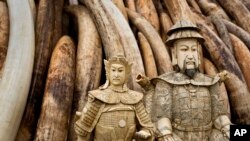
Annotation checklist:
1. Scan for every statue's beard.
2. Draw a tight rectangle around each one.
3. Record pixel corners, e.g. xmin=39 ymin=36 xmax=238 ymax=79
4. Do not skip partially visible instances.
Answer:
xmin=185 ymin=69 xmax=197 ymax=78
xmin=182 ymin=59 xmax=198 ymax=78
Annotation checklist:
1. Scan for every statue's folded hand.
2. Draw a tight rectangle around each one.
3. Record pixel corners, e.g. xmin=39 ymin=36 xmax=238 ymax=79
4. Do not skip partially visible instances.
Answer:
xmin=135 ymin=130 xmax=151 ymax=139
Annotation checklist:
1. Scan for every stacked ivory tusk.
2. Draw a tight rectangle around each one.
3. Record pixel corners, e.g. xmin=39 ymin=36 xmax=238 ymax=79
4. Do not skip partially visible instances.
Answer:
xmin=0 ymin=1 xmax=9 ymax=72
xmin=0 ymin=0 xmax=34 ymax=140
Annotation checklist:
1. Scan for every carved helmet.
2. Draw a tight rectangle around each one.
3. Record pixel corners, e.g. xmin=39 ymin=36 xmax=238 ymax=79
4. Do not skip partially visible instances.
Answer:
xmin=165 ymin=19 xmax=204 ymax=46
xmin=166 ymin=20 xmax=205 ymax=70
xmin=100 ymin=55 xmax=132 ymax=90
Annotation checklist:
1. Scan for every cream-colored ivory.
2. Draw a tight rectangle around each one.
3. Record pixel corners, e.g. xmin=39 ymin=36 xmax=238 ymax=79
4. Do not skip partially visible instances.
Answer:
xmin=69 ymin=0 xmax=78 ymax=5
xmin=75 ymin=56 xmax=154 ymax=141
xmin=102 ymin=0 xmax=145 ymax=91
xmin=29 ymin=0 xmax=36 ymax=23
xmin=0 ymin=0 xmax=34 ymax=140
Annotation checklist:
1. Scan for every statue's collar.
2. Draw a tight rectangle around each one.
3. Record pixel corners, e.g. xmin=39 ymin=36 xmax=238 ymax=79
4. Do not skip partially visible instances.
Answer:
xmin=89 ymin=88 xmax=143 ymax=104
xmin=153 ymin=71 xmax=220 ymax=86
xmin=108 ymin=86 xmax=128 ymax=93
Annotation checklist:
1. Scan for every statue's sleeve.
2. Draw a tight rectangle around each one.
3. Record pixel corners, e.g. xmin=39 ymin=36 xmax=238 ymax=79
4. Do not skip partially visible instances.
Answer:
xmin=210 ymin=82 xmax=228 ymax=121
xmin=152 ymin=80 xmax=172 ymax=122
xmin=135 ymin=101 xmax=154 ymax=128
xmin=74 ymin=95 xmax=104 ymax=139
xmin=135 ymin=101 xmax=155 ymax=141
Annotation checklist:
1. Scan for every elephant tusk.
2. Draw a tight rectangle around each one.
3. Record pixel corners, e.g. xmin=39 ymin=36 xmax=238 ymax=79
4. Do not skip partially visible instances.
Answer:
xmin=0 ymin=1 xmax=9 ymax=74
xmin=0 ymin=0 xmax=35 ymax=140
xmin=65 ymin=5 xmax=103 ymax=140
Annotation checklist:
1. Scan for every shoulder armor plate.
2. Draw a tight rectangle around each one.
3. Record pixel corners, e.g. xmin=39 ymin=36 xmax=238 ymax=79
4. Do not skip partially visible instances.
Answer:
xmin=152 ymin=71 xmax=220 ymax=86
xmin=89 ymin=89 xmax=143 ymax=104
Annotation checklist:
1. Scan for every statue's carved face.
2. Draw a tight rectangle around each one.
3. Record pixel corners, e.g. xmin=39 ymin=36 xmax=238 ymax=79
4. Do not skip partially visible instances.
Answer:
xmin=109 ymin=63 xmax=126 ymax=86
xmin=174 ymin=38 xmax=199 ymax=71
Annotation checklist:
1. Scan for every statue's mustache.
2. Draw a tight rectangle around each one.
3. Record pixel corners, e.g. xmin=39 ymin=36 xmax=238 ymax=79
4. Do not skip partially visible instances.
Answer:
xmin=185 ymin=60 xmax=195 ymax=64
xmin=183 ymin=55 xmax=197 ymax=68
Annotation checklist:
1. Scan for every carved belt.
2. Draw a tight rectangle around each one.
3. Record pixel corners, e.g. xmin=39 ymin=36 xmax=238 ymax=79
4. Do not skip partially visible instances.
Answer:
xmin=172 ymin=122 xmax=212 ymax=132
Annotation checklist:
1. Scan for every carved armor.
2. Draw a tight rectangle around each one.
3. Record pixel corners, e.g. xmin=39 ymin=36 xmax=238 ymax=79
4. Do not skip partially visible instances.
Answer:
xmin=172 ymin=86 xmax=212 ymax=130
xmin=75 ymin=88 xmax=154 ymax=141
xmin=151 ymin=72 xmax=229 ymax=141
xmin=95 ymin=104 xmax=137 ymax=141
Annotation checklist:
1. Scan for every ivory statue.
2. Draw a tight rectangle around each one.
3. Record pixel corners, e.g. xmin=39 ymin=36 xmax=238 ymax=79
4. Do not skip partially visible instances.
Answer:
xmin=137 ymin=20 xmax=231 ymax=141
xmin=74 ymin=55 xmax=154 ymax=141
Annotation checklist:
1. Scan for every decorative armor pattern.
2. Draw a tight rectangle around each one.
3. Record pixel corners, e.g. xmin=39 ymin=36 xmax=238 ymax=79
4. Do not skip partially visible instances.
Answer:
xmin=210 ymin=83 xmax=227 ymax=121
xmin=152 ymin=80 xmax=172 ymax=121
xmin=135 ymin=101 xmax=154 ymax=128
xmin=74 ymin=96 xmax=104 ymax=137
xmin=172 ymin=86 xmax=212 ymax=129
xmin=95 ymin=104 xmax=137 ymax=141
xmin=75 ymin=89 xmax=154 ymax=141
